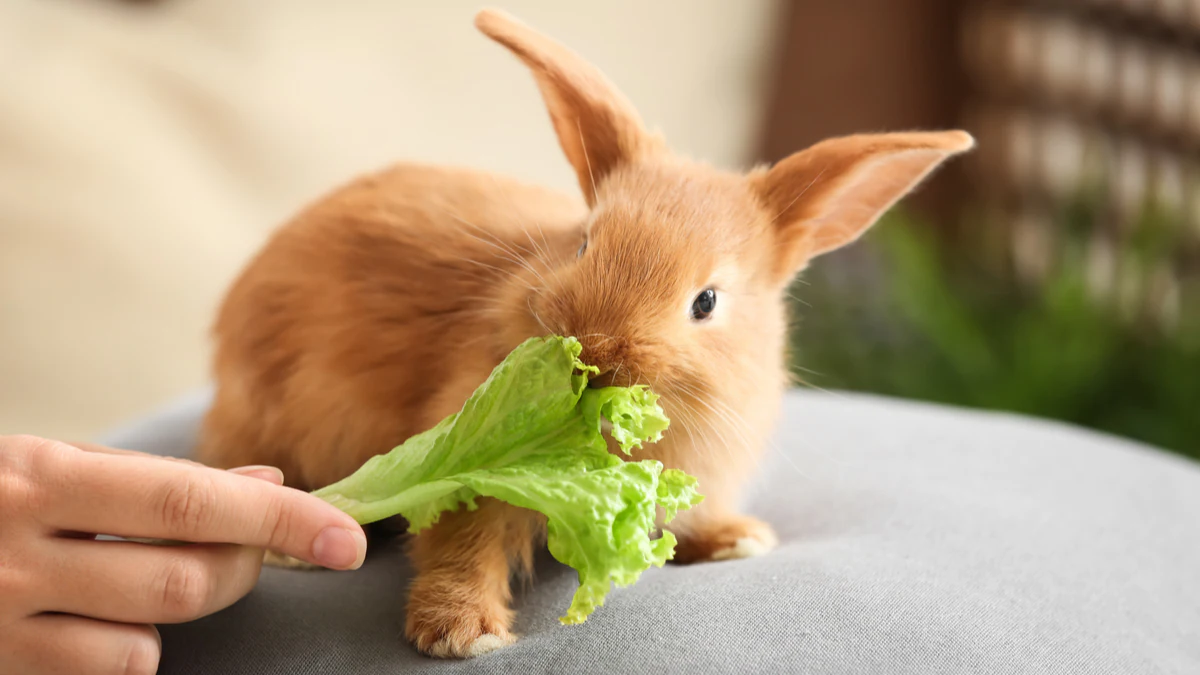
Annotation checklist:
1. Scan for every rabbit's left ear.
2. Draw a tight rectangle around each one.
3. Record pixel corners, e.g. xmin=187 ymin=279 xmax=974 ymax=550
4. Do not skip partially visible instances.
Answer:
xmin=476 ymin=8 xmax=664 ymax=206
xmin=751 ymin=131 xmax=974 ymax=283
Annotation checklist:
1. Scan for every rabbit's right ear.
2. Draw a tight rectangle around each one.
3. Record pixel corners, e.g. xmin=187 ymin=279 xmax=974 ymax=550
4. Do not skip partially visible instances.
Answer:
xmin=476 ymin=9 xmax=664 ymax=206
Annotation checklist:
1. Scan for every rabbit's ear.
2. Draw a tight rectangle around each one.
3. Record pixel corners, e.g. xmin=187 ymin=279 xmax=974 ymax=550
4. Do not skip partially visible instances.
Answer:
xmin=751 ymin=131 xmax=974 ymax=283
xmin=476 ymin=9 xmax=663 ymax=206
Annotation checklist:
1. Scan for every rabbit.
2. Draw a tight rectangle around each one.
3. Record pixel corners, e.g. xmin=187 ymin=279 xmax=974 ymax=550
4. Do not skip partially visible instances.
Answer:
xmin=196 ymin=7 xmax=974 ymax=659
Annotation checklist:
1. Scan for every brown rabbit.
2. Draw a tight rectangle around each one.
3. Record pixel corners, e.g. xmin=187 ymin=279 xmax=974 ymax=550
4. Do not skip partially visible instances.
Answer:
xmin=197 ymin=8 xmax=974 ymax=659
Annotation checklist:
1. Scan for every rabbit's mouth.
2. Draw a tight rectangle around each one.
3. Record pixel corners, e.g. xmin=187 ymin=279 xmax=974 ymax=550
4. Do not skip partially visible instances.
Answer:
xmin=585 ymin=365 xmax=638 ymax=389
xmin=587 ymin=370 xmax=617 ymax=389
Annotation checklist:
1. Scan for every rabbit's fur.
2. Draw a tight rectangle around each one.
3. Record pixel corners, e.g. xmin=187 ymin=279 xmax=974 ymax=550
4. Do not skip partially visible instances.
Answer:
xmin=198 ymin=8 xmax=974 ymax=658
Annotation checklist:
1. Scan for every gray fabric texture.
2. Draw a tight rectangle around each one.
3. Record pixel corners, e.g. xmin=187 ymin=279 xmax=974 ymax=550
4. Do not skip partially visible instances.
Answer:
xmin=99 ymin=389 xmax=1200 ymax=675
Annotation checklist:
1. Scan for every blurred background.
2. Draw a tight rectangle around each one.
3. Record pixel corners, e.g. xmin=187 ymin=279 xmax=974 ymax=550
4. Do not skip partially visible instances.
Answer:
xmin=1 ymin=0 xmax=1196 ymax=461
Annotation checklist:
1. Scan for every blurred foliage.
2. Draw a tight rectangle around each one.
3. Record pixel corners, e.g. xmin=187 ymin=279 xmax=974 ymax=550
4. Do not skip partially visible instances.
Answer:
xmin=788 ymin=200 xmax=1200 ymax=461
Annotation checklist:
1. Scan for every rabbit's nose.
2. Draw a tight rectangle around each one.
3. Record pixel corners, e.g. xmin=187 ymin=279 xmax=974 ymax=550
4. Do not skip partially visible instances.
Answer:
xmin=576 ymin=336 xmax=629 ymax=386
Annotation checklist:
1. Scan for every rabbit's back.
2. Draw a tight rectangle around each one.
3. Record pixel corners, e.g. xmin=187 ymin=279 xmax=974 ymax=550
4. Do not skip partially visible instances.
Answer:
xmin=197 ymin=163 xmax=587 ymax=488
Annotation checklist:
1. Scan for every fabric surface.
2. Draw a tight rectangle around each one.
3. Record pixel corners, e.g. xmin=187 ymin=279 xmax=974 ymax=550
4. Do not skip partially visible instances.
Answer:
xmin=100 ymin=389 xmax=1200 ymax=675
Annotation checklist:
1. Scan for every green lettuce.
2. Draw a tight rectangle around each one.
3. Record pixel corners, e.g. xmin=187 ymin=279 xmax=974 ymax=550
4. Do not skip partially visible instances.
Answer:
xmin=312 ymin=335 xmax=703 ymax=623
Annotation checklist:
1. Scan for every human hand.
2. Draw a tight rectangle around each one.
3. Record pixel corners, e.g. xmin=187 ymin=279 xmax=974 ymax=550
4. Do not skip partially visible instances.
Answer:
xmin=0 ymin=435 xmax=366 ymax=675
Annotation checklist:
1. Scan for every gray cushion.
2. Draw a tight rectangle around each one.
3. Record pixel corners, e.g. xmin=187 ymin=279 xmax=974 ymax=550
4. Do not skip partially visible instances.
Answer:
xmin=100 ymin=389 xmax=1200 ymax=675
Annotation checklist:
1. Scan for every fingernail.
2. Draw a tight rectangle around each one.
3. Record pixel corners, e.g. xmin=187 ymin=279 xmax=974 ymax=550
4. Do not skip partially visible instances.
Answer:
xmin=312 ymin=526 xmax=366 ymax=570
xmin=228 ymin=465 xmax=285 ymax=485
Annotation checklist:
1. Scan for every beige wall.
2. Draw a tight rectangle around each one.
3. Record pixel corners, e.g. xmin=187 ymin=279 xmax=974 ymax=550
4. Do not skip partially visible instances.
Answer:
xmin=0 ymin=0 xmax=782 ymax=440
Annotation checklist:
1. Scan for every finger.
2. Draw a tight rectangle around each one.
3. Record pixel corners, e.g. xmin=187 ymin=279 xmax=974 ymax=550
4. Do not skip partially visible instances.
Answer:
xmin=32 ymin=441 xmax=365 ymax=569
xmin=62 ymin=443 xmax=283 ymax=484
xmin=58 ymin=444 xmax=283 ymax=540
xmin=86 ymin=463 xmax=284 ymax=545
xmin=34 ymin=538 xmax=262 ymax=624
xmin=226 ymin=465 xmax=285 ymax=485
xmin=0 ymin=614 xmax=160 ymax=675
xmin=65 ymin=440 xmax=150 ymax=456
xmin=64 ymin=440 xmax=206 ymax=468
xmin=61 ymin=469 xmax=280 ymax=545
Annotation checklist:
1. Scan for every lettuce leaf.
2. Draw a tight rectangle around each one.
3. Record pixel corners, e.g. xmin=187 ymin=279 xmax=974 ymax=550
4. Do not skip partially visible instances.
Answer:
xmin=312 ymin=335 xmax=702 ymax=623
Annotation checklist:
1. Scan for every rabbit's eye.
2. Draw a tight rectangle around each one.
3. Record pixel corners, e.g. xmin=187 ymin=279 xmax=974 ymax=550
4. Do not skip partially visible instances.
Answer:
xmin=577 ymin=240 xmax=587 ymax=258
xmin=690 ymin=289 xmax=716 ymax=321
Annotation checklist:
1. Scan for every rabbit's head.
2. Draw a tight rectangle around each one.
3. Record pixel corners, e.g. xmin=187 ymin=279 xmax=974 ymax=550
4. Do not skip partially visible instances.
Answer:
xmin=478 ymin=8 xmax=973 ymax=420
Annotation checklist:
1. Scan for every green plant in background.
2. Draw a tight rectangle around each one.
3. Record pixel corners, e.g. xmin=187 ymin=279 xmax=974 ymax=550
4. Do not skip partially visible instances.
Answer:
xmin=788 ymin=201 xmax=1200 ymax=461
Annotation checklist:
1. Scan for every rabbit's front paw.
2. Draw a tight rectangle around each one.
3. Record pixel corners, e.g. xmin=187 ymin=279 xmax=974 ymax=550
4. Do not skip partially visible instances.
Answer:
xmin=673 ymin=514 xmax=778 ymax=564
xmin=405 ymin=583 xmax=516 ymax=658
